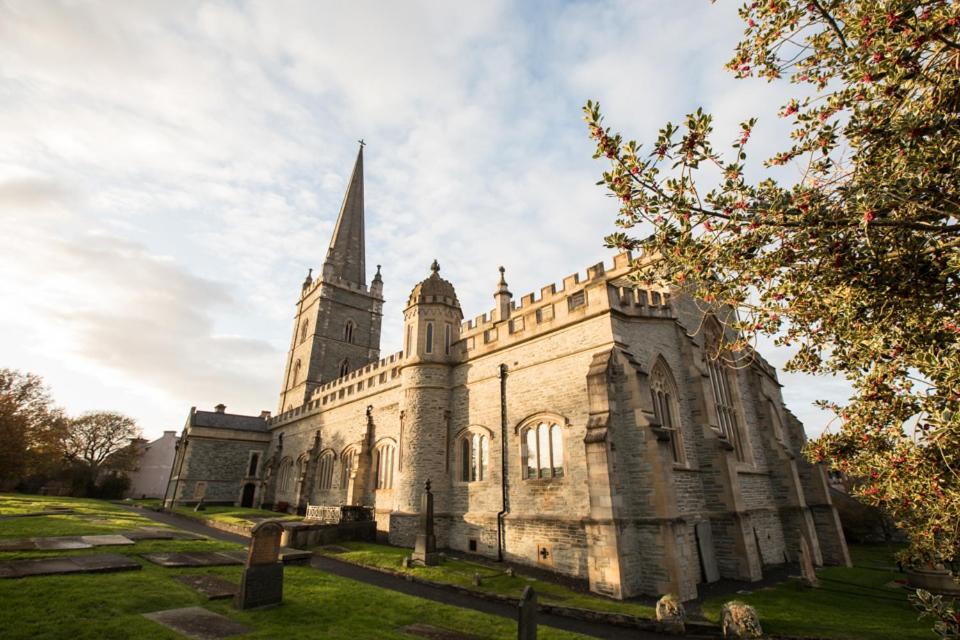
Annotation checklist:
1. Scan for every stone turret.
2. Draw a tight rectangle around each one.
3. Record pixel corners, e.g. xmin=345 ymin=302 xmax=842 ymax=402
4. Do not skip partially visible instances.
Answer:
xmin=396 ymin=261 xmax=462 ymax=516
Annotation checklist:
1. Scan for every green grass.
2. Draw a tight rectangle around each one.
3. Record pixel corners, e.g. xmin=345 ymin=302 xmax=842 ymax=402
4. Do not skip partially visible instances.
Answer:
xmin=701 ymin=545 xmax=935 ymax=640
xmin=0 ymin=493 xmax=168 ymax=538
xmin=315 ymin=540 xmax=657 ymax=618
xmin=0 ymin=495 xmax=588 ymax=639
xmin=168 ymin=505 xmax=301 ymax=528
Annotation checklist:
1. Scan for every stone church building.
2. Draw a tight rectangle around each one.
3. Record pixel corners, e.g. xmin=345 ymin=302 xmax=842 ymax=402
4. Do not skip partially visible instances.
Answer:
xmin=165 ymin=146 xmax=849 ymax=600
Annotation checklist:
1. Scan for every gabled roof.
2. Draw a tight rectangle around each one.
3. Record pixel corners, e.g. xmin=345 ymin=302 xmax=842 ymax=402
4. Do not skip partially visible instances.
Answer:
xmin=191 ymin=410 xmax=268 ymax=433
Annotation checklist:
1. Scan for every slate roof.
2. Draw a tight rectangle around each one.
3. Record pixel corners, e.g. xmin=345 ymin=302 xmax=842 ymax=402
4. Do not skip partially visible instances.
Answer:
xmin=191 ymin=410 xmax=268 ymax=433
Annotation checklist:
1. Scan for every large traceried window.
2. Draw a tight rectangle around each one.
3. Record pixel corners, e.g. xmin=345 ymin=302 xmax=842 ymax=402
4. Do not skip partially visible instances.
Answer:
xmin=457 ymin=430 xmax=489 ymax=482
xmin=277 ymin=457 xmax=294 ymax=493
xmin=316 ymin=451 xmax=335 ymax=491
xmin=521 ymin=420 xmax=564 ymax=479
xmin=374 ymin=442 xmax=395 ymax=490
xmin=705 ymin=320 xmax=746 ymax=461
xmin=340 ymin=446 xmax=358 ymax=489
xmin=650 ymin=359 xmax=686 ymax=465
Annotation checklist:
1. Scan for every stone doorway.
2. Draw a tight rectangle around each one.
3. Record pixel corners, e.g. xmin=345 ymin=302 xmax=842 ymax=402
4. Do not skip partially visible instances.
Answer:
xmin=240 ymin=483 xmax=256 ymax=508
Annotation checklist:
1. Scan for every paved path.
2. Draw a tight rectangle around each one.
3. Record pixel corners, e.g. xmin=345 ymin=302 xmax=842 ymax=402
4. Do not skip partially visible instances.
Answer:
xmin=120 ymin=506 xmax=681 ymax=640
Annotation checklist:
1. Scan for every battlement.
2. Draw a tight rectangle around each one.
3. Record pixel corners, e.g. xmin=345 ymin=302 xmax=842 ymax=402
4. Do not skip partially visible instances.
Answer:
xmin=300 ymin=273 xmax=374 ymax=301
xmin=458 ymin=251 xmax=673 ymax=357
xmin=269 ymin=350 xmax=404 ymax=426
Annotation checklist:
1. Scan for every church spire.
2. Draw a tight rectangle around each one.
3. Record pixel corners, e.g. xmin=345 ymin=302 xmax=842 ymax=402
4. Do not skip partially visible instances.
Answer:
xmin=322 ymin=143 xmax=366 ymax=286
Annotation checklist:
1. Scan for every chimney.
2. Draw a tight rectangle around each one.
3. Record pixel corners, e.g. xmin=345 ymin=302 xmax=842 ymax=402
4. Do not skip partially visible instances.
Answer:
xmin=259 ymin=410 xmax=272 ymax=419
xmin=215 ymin=403 xmax=226 ymax=414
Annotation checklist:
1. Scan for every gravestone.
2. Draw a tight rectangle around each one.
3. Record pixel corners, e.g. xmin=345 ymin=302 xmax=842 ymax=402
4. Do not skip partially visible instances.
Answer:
xmin=234 ymin=520 xmax=284 ymax=610
xmin=194 ymin=498 xmax=207 ymax=512
xmin=517 ymin=586 xmax=537 ymax=640
xmin=798 ymin=532 xmax=819 ymax=588
xmin=412 ymin=479 xmax=439 ymax=566
xmin=473 ymin=572 xmax=482 ymax=587
xmin=144 ymin=606 xmax=251 ymax=639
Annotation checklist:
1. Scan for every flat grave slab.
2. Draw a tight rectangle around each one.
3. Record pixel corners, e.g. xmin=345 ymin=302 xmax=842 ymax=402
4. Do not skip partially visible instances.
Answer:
xmin=80 ymin=534 xmax=135 ymax=546
xmin=143 ymin=606 xmax=252 ymax=640
xmin=400 ymin=623 xmax=482 ymax=640
xmin=279 ymin=547 xmax=311 ymax=564
xmin=142 ymin=552 xmax=244 ymax=568
xmin=122 ymin=529 xmax=176 ymax=541
xmin=0 ymin=508 xmax=76 ymax=520
xmin=0 ymin=534 xmax=136 ymax=551
xmin=0 ymin=553 xmax=141 ymax=578
xmin=174 ymin=574 xmax=238 ymax=600
xmin=33 ymin=537 xmax=94 ymax=551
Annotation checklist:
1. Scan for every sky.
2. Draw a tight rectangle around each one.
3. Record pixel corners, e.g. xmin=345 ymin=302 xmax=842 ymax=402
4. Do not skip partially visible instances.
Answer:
xmin=0 ymin=0 xmax=850 ymax=441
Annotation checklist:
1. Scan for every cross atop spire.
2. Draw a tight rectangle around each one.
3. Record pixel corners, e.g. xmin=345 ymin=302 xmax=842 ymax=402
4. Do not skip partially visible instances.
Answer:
xmin=322 ymin=144 xmax=366 ymax=286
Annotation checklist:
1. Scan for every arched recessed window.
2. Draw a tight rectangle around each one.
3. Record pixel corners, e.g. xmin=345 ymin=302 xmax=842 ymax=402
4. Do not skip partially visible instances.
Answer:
xmin=425 ymin=322 xmax=434 ymax=354
xmin=316 ymin=451 xmax=335 ymax=491
xmin=650 ymin=359 xmax=686 ymax=465
xmin=457 ymin=430 xmax=489 ymax=482
xmin=339 ymin=359 xmax=349 ymax=378
xmin=521 ymin=420 xmax=564 ymax=479
xmin=374 ymin=442 xmax=396 ymax=490
xmin=344 ymin=320 xmax=355 ymax=344
xmin=340 ymin=446 xmax=358 ymax=489
xmin=768 ymin=400 xmax=786 ymax=444
xmin=292 ymin=359 xmax=302 ymax=386
xmin=444 ymin=325 xmax=452 ymax=355
xmin=300 ymin=319 xmax=310 ymax=343
xmin=277 ymin=457 xmax=294 ymax=493
xmin=705 ymin=320 xmax=746 ymax=461
xmin=406 ymin=325 xmax=413 ymax=357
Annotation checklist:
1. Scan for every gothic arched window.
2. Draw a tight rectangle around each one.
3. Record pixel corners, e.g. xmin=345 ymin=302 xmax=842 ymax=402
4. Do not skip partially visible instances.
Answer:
xmin=316 ymin=451 xmax=335 ymax=491
xmin=457 ymin=429 xmax=489 ymax=482
xmin=338 ymin=359 xmax=349 ymax=378
xmin=425 ymin=322 xmax=434 ymax=354
xmin=520 ymin=419 xmax=564 ymax=479
xmin=340 ymin=446 xmax=358 ymax=489
xmin=292 ymin=360 xmax=302 ymax=386
xmin=374 ymin=442 xmax=396 ymax=490
xmin=277 ymin=457 xmax=294 ymax=493
xmin=344 ymin=320 xmax=355 ymax=344
xmin=300 ymin=319 xmax=310 ymax=343
xmin=705 ymin=319 xmax=746 ymax=461
xmin=444 ymin=324 xmax=452 ymax=355
xmin=768 ymin=400 xmax=786 ymax=444
xmin=650 ymin=359 xmax=686 ymax=465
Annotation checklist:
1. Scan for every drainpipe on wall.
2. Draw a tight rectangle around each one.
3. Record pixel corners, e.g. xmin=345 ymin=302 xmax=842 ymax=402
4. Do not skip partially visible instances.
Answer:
xmin=496 ymin=364 xmax=509 ymax=562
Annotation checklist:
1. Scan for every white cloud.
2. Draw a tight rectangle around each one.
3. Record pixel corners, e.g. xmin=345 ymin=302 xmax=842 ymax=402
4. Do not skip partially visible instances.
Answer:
xmin=0 ymin=0 xmax=847 ymax=439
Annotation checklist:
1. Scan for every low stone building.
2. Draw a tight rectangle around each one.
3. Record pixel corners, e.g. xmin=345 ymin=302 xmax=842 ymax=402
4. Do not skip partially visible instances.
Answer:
xmin=125 ymin=430 xmax=178 ymax=499
xmin=171 ymin=146 xmax=849 ymax=600
xmin=163 ymin=405 xmax=271 ymax=508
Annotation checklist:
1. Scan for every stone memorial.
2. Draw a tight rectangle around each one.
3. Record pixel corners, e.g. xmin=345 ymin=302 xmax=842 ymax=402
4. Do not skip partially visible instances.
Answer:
xmin=517 ymin=586 xmax=537 ymax=640
xmin=720 ymin=601 xmax=763 ymax=639
xmin=798 ymin=532 xmax=819 ymax=588
xmin=234 ymin=520 xmax=284 ymax=610
xmin=655 ymin=593 xmax=686 ymax=634
xmin=411 ymin=479 xmax=439 ymax=566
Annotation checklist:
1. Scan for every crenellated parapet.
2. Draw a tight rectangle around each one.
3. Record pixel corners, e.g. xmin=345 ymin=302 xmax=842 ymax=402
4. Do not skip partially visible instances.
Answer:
xmin=269 ymin=350 xmax=404 ymax=427
xmin=458 ymin=252 xmax=674 ymax=357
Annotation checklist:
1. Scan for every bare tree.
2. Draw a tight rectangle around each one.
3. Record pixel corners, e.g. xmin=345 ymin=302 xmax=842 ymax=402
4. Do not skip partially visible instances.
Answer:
xmin=64 ymin=411 xmax=141 ymax=476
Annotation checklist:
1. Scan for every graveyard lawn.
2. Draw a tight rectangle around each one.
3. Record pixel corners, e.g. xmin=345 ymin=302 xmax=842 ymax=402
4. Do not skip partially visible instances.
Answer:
xmin=314 ymin=541 xmax=657 ymax=618
xmin=0 ymin=495 xmax=589 ymax=639
xmin=700 ymin=544 xmax=932 ymax=640
xmin=169 ymin=505 xmax=302 ymax=528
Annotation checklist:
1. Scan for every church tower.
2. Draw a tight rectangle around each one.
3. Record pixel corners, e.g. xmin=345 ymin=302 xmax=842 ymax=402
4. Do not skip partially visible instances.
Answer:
xmin=277 ymin=144 xmax=384 ymax=413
